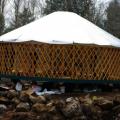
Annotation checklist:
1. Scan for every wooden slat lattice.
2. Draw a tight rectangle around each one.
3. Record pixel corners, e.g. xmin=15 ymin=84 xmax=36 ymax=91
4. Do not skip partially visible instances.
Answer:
xmin=0 ymin=42 xmax=120 ymax=80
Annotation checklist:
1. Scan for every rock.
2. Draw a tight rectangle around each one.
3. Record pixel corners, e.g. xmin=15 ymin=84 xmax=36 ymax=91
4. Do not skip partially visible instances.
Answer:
xmin=80 ymin=116 xmax=88 ymax=120
xmin=79 ymin=97 xmax=85 ymax=103
xmin=93 ymin=97 xmax=113 ymax=110
xmin=82 ymin=104 xmax=102 ymax=120
xmin=92 ymin=96 xmax=98 ymax=101
xmin=66 ymin=97 xmax=79 ymax=103
xmin=48 ymin=106 xmax=57 ymax=113
xmin=114 ymin=113 xmax=120 ymax=120
xmin=112 ymin=105 xmax=120 ymax=117
xmin=37 ymin=96 xmax=46 ymax=103
xmin=93 ymin=97 xmax=102 ymax=105
xmin=102 ymin=111 xmax=113 ymax=120
xmin=47 ymin=101 xmax=57 ymax=113
xmin=0 ymin=91 xmax=8 ymax=97
xmin=113 ymin=95 xmax=120 ymax=105
xmin=44 ymin=94 xmax=52 ymax=101
xmin=66 ymin=97 xmax=74 ymax=103
xmin=29 ymin=95 xmax=38 ymax=103
xmin=62 ymin=99 xmax=82 ymax=118
xmin=12 ymin=113 xmax=31 ymax=120
xmin=32 ymin=103 xmax=47 ymax=113
xmin=54 ymin=100 xmax=65 ymax=110
xmin=29 ymin=95 xmax=46 ymax=104
xmin=16 ymin=102 xmax=30 ymax=112
xmin=98 ymin=100 xmax=113 ymax=110
xmin=34 ymin=112 xmax=53 ymax=120
xmin=7 ymin=104 xmax=15 ymax=111
xmin=11 ymin=97 xmax=20 ymax=105
xmin=5 ymin=112 xmax=36 ymax=120
xmin=72 ymin=116 xmax=87 ymax=120
xmin=0 ymin=104 xmax=7 ymax=114
xmin=32 ymin=102 xmax=56 ymax=114
xmin=7 ymin=90 xmax=18 ymax=99
xmin=83 ymin=98 xmax=93 ymax=105
xmin=24 ymin=88 xmax=34 ymax=95
xmin=52 ymin=113 xmax=65 ymax=120
xmin=81 ymin=104 xmax=93 ymax=119
xmin=0 ymin=96 xmax=9 ymax=104
xmin=46 ymin=101 xmax=53 ymax=107
xmin=80 ymin=95 xmax=93 ymax=105
xmin=20 ymin=92 xmax=30 ymax=102
xmin=0 ymin=86 xmax=10 ymax=91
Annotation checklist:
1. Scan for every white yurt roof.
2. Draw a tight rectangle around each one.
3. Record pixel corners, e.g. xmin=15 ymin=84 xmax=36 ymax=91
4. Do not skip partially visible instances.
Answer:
xmin=0 ymin=11 xmax=120 ymax=47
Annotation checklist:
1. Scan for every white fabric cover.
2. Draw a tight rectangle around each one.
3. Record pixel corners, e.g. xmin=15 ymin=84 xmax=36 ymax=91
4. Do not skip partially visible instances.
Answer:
xmin=0 ymin=11 xmax=120 ymax=47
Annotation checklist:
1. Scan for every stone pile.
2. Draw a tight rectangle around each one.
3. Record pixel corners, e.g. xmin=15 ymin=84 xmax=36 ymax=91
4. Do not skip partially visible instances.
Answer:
xmin=0 ymin=80 xmax=120 ymax=120
xmin=1 ymin=89 xmax=120 ymax=120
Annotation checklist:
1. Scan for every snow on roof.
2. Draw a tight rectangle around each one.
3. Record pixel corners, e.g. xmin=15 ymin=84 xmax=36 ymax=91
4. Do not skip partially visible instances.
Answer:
xmin=0 ymin=11 xmax=120 ymax=47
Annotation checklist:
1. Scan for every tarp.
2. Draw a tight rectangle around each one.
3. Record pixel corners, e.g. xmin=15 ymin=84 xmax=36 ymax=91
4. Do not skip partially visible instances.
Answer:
xmin=0 ymin=11 xmax=120 ymax=47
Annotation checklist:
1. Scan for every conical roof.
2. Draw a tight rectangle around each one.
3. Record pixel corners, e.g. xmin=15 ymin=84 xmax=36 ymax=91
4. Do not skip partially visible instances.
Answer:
xmin=0 ymin=11 xmax=120 ymax=47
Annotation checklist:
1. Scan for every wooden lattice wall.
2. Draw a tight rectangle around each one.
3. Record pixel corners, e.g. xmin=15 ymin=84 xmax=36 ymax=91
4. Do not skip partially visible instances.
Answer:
xmin=0 ymin=42 xmax=120 ymax=80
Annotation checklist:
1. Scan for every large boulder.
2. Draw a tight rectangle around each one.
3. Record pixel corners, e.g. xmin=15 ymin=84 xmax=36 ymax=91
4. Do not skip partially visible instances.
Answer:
xmin=114 ymin=113 xmax=120 ymax=120
xmin=32 ymin=102 xmax=56 ymax=114
xmin=112 ymin=105 xmax=120 ymax=113
xmin=93 ymin=97 xmax=113 ymax=110
xmin=0 ymin=104 xmax=7 ymax=114
xmin=20 ymin=92 xmax=30 ymax=102
xmin=102 ymin=111 xmax=113 ymax=120
xmin=29 ymin=95 xmax=46 ymax=104
xmin=7 ymin=90 xmax=18 ymax=99
xmin=61 ymin=98 xmax=82 ymax=118
xmin=0 ymin=96 xmax=9 ymax=105
xmin=5 ymin=112 xmax=36 ymax=120
xmin=81 ymin=104 xmax=102 ymax=120
xmin=98 ymin=100 xmax=113 ymax=110
xmin=16 ymin=102 xmax=30 ymax=112
xmin=113 ymin=95 xmax=120 ymax=105
xmin=32 ymin=103 xmax=47 ymax=113
xmin=81 ymin=95 xmax=93 ymax=105
xmin=66 ymin=97 xmax=75 ymax=103
xmin=11 ymin=97 xmax=20 ymax=105
xmin=48 ymin=106 xmax=57 ymax=114
xmin=54 ymin=99 xmax=65 ymax=109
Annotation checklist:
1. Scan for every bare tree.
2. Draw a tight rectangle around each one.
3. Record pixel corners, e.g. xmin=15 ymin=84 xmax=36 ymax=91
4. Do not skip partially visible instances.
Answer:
xmin=34 ymin=0 xmax=45 ymax=17
xmin=0 ymin=0 xmax=7 ymax=13
xmin=29 ymin=0 xmax=36 ymax=14
xmin=0 ymin=0 xmax=7 ymax=35
xmin=94 ymin=2 xmax=105 ymax=28
xmin=6 ymin=0 xmax=43 ymax=31
xmin=12 ymin=0 xmax=22 ymax=28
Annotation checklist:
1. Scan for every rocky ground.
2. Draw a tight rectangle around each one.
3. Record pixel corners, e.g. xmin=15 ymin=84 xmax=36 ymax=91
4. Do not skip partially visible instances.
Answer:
xmin=1 ymin=80 xmax=120 ymax=120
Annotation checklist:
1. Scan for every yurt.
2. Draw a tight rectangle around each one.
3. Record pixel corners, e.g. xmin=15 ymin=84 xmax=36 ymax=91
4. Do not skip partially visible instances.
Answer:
xmin=0 ymin=11 xmax=120 ymax=82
